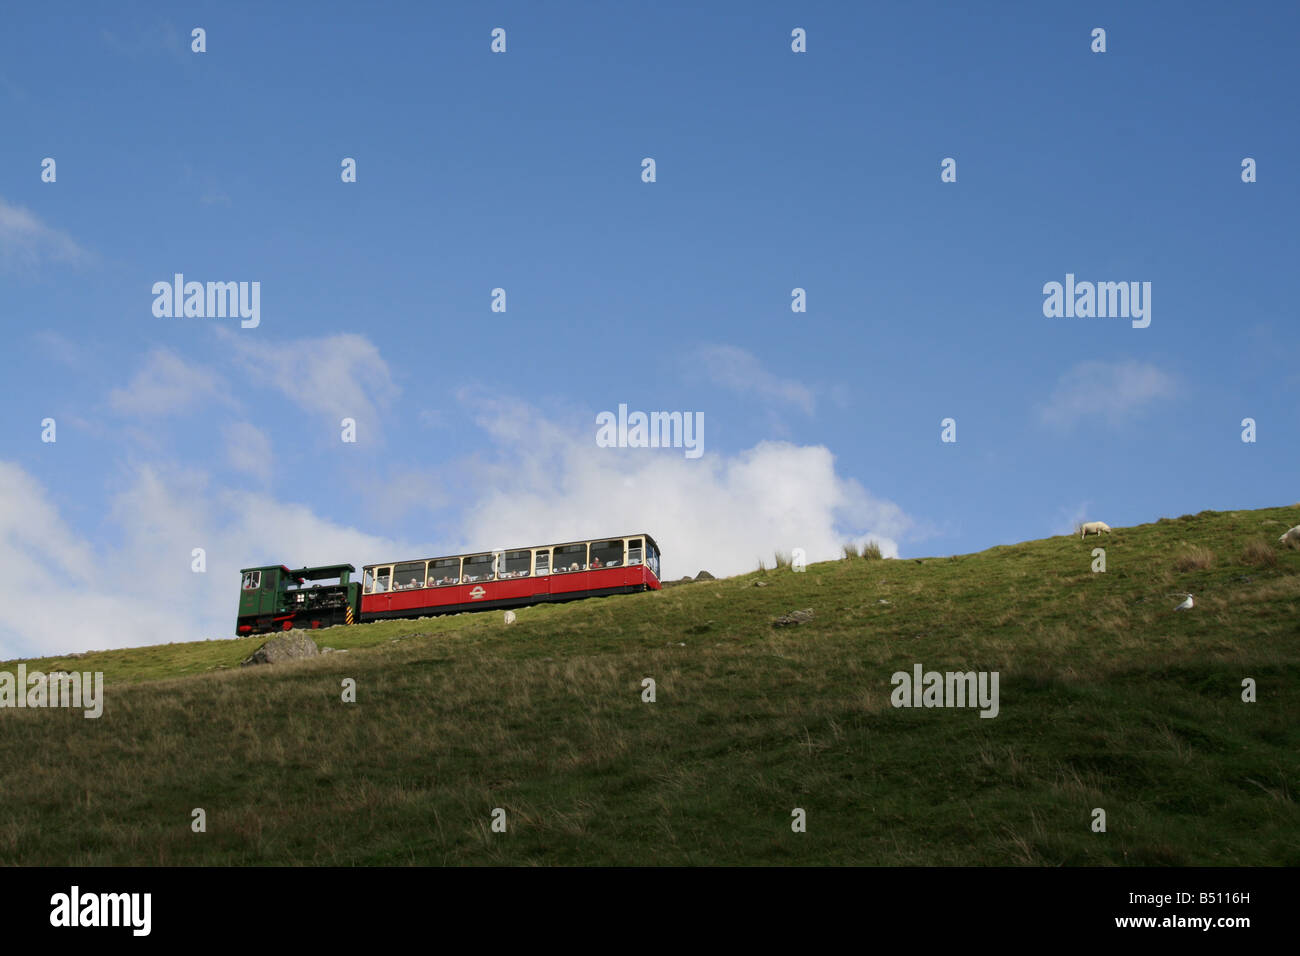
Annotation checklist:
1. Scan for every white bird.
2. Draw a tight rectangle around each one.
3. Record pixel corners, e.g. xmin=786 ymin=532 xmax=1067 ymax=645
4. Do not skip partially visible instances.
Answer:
xmin=1174 ymin=594 xmax=1194 ymax=611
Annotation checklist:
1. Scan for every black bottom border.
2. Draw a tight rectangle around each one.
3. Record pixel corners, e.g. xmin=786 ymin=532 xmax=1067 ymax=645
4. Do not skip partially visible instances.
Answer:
xmin=3 ymin=866 xmax=1283 ymax=942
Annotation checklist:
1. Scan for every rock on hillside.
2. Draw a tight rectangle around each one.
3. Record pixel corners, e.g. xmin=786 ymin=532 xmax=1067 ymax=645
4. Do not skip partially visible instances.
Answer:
xmin=241 ymin=631 xmax=321 ymax=666
xmin=772 ymin=608 xmax=815 ymax=627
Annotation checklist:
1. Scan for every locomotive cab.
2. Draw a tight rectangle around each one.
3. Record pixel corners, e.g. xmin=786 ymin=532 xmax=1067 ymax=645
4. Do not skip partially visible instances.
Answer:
xmin=238 ymin=565 xmax=289 ymax=622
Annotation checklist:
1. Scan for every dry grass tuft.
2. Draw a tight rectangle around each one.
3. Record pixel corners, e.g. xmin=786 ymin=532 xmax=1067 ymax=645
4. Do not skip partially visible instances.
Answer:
xmin=1173 ymin=545 xmax=1214 ymax=572
xmin=1241 ymin=539 xmax=1278 ymax=567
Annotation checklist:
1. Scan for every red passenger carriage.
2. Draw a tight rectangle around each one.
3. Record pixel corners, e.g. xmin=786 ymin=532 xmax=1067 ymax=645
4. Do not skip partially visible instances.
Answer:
xmin=359 ymin=533 xmax=662 ymax=622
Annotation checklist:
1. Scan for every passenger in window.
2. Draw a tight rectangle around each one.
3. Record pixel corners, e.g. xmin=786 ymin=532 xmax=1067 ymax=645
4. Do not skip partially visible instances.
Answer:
xmin=591 ymin=557 xmax=602 ymax=569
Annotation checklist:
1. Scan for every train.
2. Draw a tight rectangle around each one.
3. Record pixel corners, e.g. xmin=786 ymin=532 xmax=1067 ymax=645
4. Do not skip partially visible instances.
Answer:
xmin=236 ymin=532 xmax=662 ymax=636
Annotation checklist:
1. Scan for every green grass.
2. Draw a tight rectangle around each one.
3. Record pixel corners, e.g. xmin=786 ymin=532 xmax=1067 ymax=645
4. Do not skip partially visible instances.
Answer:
xmin=2 ymin=505 xmax=1298 ymax=865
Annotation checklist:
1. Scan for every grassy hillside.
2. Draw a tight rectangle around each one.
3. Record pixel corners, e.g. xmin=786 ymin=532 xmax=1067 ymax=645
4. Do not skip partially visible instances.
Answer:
xmin=2 ymin=506 xmax=1298 ymax=865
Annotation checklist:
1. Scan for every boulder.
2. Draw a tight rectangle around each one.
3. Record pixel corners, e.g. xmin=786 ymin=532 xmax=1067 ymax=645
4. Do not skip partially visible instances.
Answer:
xmin=242 ymin=631 xmax=321 ymax=666
xmin=504 ymin=610 xmax=517 ymax=624
xmin=772 ymin=608 xmax=815 ymax=627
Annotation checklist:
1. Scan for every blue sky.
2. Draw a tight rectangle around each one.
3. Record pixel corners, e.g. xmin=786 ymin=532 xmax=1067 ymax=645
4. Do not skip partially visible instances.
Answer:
xmin=2 ymin=1 xmax=1297 ymax=657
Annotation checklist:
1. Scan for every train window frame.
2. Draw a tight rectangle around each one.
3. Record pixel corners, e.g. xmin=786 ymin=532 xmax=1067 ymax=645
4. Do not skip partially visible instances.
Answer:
xmin=429 ymin=557 xmax=461 ymax=587
xmin=554 ymin=543 xmax=588 ymax=573
xmin=589 ymin=539 xmax=623 ymax=569
xmin=627 ymin=538 xmax=643 ymax=565
xmin=501 ymin=550 xmax=531 ymax=579
xmin=242 ymin=571 xmax=261 ymax=591
xmin=461 ymin=553 xmax=496 ymax=584
xmin=374 ymin=566 xmax=392 ymax=593
xmin=533 ymin=549 xmax=550 ymax=575
xmin=394 ymin=561 xmax=426 ymax=591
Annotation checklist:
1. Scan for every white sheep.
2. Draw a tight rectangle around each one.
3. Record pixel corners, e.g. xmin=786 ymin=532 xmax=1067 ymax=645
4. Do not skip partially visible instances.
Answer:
xmin=1080 ymin=521 xmax=1111 ymax=539
xmin=1279 ymin=525 xmax=1300 ymax=549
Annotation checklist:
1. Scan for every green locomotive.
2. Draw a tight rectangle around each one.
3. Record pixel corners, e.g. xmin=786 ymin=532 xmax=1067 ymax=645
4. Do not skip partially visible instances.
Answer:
xmin=236 ymin=563 xmax=361 ymax=635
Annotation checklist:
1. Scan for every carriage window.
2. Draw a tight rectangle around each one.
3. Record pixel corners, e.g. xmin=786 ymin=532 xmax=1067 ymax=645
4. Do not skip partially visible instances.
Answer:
xmin=647 ymin=543 xmax=660 ymax=579
xmin=363 ymin=568 xmax=375 ymax=593
xmin=589 ymin=539 xmax=623 ymax=568
xmin=534 ymin=550 xmax=550 ymax=575
xmin=241 ymin=571 xmax=261 ymax=590
xmin=627 ymin=539 xmax=643 ymax=565
xmin=501 ymin=550 xmax=531 ymax=579
xmin=430 ymin=557 xmax=461 ymax=586
xmin=394 ymin=561 xmax=425 ymax=590
xmin=374 ymin=567 xmax=392 ymax=592
xmin=554 ymin=543 xmax=587 ymax=573
xmin=462 ymin=553 xmax=496 ymax=583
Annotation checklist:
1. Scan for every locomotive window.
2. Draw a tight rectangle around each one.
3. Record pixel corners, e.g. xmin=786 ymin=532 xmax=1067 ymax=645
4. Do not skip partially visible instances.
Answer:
xmin=501 ymin=550 xmax=531 ymax=578
xmin=394 ymin=561 xmax=425 ymax=590
xmin=533 ymin=550 xmax=550 ymax=575
xmin=589 ymin=540 xmax=623 ymax=568
xmin=554 ymin=543 xmax=587 ymax=573
xmin=627 ymin=538 xmax=643 ymax=565
xmin=241 ymin=571 xmax=261 ymax=591
xmin=462 ymin=553 xmax=495 ymax=583
xmin=429 ymin=557 xmax=460 ymax=586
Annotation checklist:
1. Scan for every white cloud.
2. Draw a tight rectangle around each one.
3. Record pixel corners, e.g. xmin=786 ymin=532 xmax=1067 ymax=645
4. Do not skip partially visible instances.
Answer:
xmin=222 ymin=332 xmax=398 ymax=441
xmin=697 ymin=345 xmax=816 ymax=414
xmin=1038 ymin=360 xmax=1177 ymax=428
xmin=223 ymin=423 xmax=272 ymax=482
xmin=0 ymin=461 xmax=170 ymax=660
xmin=0 ymin=460 xmax=422 ymax=660
xmin=379 ymin=467 xmax=453 ymax=519
xmin=457 ymin=399 xmax=908 ymax=580
xmin=0 ymin=196 xmax=84 ymax=271
xmin=108 ymin=348 xmax=236 ymax=417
